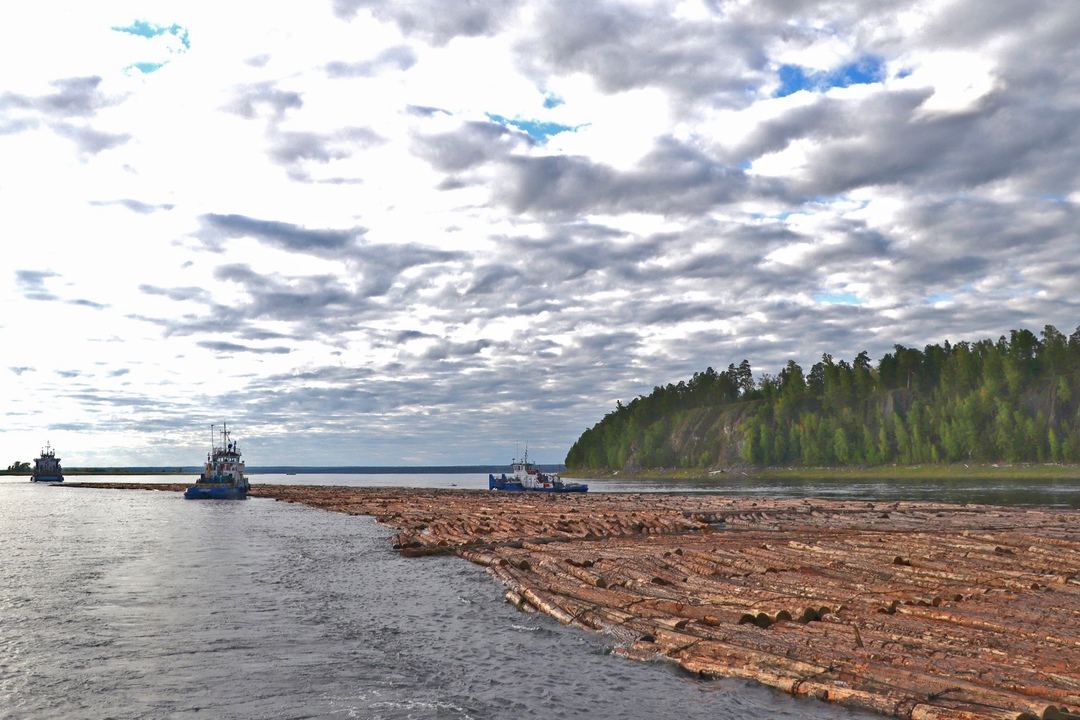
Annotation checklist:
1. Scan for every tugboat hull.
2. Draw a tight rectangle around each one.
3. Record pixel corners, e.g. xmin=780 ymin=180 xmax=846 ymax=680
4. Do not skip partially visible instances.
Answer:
xmin=184 ymin=424 xmax=248 ymax=500
xmin=489 ymin=475 xmax=588 ymax=492
xmin=184 ymin=485 xmax=246 ymax=500
xmin=31 ymin=442 xmax=63 ymax=483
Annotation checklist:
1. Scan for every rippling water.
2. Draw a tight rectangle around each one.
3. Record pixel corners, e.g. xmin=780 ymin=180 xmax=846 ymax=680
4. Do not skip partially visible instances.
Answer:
xmin=63 ymin=469 xmax=1080 ymax=508
xmin=578 ymin=473 xmax=1080 ymax=507
xmin=1 ymin=477 xmax=877 ymax=720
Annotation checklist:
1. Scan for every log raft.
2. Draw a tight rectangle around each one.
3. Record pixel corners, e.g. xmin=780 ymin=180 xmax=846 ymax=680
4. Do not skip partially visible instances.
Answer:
xmin=64 ymin=483 xmax=1080 ymax=720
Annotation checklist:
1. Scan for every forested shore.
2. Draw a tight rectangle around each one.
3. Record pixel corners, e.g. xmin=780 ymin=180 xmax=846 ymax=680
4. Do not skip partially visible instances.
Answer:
xmin=566 ymin=325 xmax=1080 ymax=472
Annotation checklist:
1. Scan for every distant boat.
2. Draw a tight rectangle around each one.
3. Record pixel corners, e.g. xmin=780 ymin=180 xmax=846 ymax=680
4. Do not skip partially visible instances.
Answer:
xmin=31 ymin=442 xmax=64 ymax=482
xmin=184 ymin=424 xmax=249 ymax=500
xmin=489 ymin=451 xmax=587 ymax=493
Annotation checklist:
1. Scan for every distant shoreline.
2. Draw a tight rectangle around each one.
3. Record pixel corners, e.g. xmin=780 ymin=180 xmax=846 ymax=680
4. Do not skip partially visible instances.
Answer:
xmin=0 ymin=464 xmax=562 ymax=476
xmin=5 ymin=462 xmax=1080 ymax=480
xmin=568 ymin=462 xmax=1080 ymax=481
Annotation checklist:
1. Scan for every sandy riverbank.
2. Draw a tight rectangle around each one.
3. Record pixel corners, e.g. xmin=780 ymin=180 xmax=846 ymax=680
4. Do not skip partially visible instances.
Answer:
xmin=63 ymin=483 xmax=1080 ymax=720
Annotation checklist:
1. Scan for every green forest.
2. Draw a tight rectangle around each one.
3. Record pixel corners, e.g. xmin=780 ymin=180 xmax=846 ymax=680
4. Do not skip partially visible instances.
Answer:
xmin=565 ymin=325 xmax=1080 ymax=471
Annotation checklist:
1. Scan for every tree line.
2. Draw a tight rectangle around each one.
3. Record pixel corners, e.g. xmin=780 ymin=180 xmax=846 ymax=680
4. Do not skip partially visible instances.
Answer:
xmin=565 ymin=325 xmax=1080 ymax=470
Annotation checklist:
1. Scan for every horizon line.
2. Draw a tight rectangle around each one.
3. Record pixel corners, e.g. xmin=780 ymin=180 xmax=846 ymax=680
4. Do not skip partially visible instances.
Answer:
xmin=50 ymin=463 xmax=566 ymax=475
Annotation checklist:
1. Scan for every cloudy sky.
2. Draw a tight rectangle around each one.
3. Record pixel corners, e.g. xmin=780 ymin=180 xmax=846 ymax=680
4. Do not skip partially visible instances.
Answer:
xmin=2 ymin=1 xmax=1078 ymax=467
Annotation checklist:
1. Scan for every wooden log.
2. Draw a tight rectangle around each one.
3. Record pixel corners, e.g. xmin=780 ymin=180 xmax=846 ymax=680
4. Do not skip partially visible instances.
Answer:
xmin=516 ymin=584 xmax=579 ymax=626
xmin=910 ymin=704 xmax=1036 ymax=720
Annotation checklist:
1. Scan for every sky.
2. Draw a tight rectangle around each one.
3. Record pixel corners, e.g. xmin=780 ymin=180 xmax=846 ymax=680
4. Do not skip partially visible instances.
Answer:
xmin=2 ymin=0 xmax=1079 ymax=467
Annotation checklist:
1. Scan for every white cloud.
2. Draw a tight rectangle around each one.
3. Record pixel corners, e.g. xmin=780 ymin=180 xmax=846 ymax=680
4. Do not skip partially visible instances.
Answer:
xmin=2 ymin=0 xmax=1078 ymax=465
xmin=544 ymin=80 xmax=672 ymax=170
xmin=905 ymin=50 xmax=999 ymax=117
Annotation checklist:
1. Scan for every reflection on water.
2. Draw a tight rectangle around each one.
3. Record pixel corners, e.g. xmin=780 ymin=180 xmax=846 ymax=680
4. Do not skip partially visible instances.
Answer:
xmin=55 ymin=471 xmax=1080 ymax=507
xmin=574 ymin=473 xmax=1080 ymax=508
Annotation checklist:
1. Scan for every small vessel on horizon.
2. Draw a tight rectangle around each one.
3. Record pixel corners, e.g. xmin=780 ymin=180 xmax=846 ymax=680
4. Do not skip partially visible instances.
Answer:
xmin=184 ymin=424 xmax=249 ymax=500
xmin=31 ymin=442 xmax=64 ymax=482
xmin=489 ymin=451 xmax=587 ymax=493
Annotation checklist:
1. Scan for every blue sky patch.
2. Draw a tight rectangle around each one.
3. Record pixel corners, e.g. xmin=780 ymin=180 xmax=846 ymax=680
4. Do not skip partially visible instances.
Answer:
xmin=127 ymin=61 xmax=167 ymax=75
xmin=816 ymin=291 xmax=864 ymax=305
xmin=775 ymin=55 xmax=885 ymax=98
xmin=542 ymin=92 xmax=564 ymax=109
xmin=803 ymin=195 xmax=869 ymax=214
xmin=112 ymin=20 xmax=191 ymax=50
xmin=113 ymin=20 xmax=190 ymax=74
xmin=485 ymin=113 xmax=582 ymax=143
xmin=750 ymin=208 xmax=808 ymax=221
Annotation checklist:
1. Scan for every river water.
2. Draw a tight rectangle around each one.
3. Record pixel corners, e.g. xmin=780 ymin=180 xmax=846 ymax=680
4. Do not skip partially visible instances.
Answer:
xmin=4 ymin=471 xmax=1072 ymax=719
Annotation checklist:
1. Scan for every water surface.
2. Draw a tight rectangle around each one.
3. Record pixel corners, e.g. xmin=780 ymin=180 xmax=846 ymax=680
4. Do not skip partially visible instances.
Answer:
xmin=2 ymin=478 xmax=873 ymax=719
xmin=63 ymin=470 xmax=1080 ymax=507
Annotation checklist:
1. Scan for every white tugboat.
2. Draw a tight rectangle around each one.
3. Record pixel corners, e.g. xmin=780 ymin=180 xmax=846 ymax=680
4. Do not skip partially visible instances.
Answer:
xmin=184 ymin=424 xmax=249 ymax=500
xmin=31 ymin=442 xmax=64 ymax=482
xmin=489 ymin=449 xmax=587 ymax=493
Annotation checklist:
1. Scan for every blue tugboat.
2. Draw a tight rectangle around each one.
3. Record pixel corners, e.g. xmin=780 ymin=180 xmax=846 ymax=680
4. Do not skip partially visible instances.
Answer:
xmin=31 ymin=442 xmax=64 ymax=482
xmin=489 ymin=451 xmax=587 ymax=493
xmin=184 ymin=424 xmax=249 ymax=500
